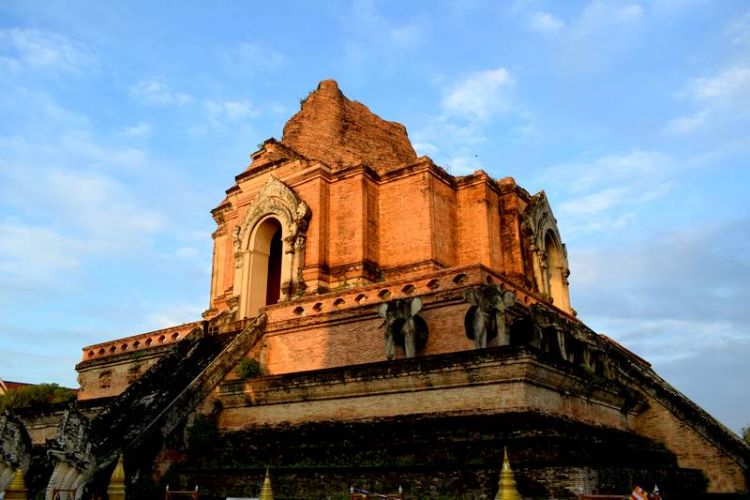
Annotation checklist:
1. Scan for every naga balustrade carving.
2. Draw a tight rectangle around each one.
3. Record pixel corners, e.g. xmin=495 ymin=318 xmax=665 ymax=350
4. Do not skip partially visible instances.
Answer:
xmin=0 ymin=411 xmax=31 ymax=493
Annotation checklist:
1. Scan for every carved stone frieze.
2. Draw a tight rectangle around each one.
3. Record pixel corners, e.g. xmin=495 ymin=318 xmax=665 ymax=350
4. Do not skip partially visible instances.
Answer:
xmin=234 ymin=176 xmax=311 ymax=253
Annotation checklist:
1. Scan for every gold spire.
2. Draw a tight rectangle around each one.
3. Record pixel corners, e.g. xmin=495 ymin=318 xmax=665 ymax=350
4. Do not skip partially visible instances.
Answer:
xmin=107 ymin=454 xmax=126 ymax=500
xmin=495 ymin=447 xmax=521 ymax=500
xmin=259 ymin=467 xmax=274 ymax=500
xmin=5 ymin=468 xmax=29 ymax=500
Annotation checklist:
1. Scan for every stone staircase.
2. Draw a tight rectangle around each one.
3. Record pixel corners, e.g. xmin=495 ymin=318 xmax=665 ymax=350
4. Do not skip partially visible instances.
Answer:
xmin=44 ymin=314 xmax=266 ymax=499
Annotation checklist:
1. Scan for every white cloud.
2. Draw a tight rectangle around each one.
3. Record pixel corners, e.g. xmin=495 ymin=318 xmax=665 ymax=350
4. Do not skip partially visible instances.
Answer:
xmin=411 ymin=67 xmax=533 ymax=174
xmin=129 ymin=79 xmax=192 ymax=107
xmin=614 ymin=4 xmax=644 ymax=22
xmin=577 ymin=1 xmax=644 ymax=33
xmin=0 ymin=222 xmax=85 ymax=292
xmin=663 ymin=111 xmax=707 ymax=135
xmin=121 ymin=122 xmax=153 ymax=138
xmin=665 ymin=65 xmax=750 ymax=135
xmin=529 ymin=11 xmax=566 ymax=33
xmin=0 ymin=28 xmax=95 ymax=75
xmin=688 ymin=66 xmax=750 ymax=103
xmin=146 ymin=301 xmax=205 ymax=329
xmin=523 ymin=2 xmax=643 ymax=39
xmin=1 ymin=167 xmax=166 ymax=249
xmin=222 ymin=41 xmax=285 ymax=71
xmin=572 ymin=219 xmax=750 ymax=357
xmin=728 ymin=10 xmax=750 ymax=46
xmin=442 ymin=68 xmax=515 ymax=121
xmin=60 ymin=131 xmax=147 ymax=168
xmin=340 ymin=0 xmax=425 ymax=69
xmin=205 ymin=99 xmax=257 ymax=121
xmin=538 ymin=150 xmax=674 ymax=235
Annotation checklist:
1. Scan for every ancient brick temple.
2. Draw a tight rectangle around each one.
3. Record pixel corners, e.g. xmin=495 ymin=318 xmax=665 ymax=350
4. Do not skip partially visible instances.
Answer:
xmin=2 ymin=81 xmax=748 ymax=499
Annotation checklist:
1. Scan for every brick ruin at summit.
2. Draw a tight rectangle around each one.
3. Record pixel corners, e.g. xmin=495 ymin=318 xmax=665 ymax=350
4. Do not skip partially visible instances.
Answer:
xmin=1 ymin=80 xmax=748 ymax=499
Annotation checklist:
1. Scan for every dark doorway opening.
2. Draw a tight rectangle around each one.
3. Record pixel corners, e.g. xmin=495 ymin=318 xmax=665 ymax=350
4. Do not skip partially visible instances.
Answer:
xmin=265 ymin=226 xmax=282 ymax=305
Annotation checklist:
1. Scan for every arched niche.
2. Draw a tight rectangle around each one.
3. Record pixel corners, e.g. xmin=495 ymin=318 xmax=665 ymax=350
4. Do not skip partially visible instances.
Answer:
xmin=232 ymin=176 xmax=311 ymax=319
xmin=521 ymin=191 xmax=572 ymax=313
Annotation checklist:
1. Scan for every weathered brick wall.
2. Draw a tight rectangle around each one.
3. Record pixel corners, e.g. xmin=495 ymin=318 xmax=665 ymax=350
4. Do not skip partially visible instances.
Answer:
xmin=217 ymin=347 xmax=636 ymax=432
xmin=378 ymin=169 xmax=433 ymax=271
xmin=329 ymin=171 xmax=366 ymax=273
xmin=206 ymin=124 xmax=533 ymax=317
xmin=428 ymin=172 xmax=458 ymax=268
xmin=634 ymin=395 xmax=748 ymax=493
xmin=77 ymin=350 xmax=164 ymax=400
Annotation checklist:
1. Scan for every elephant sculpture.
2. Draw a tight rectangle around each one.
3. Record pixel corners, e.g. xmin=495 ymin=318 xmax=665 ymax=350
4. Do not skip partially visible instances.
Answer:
xmin=378 ymin=297 xmax=428 ymax=359
xmin=464 ymin=285 xmax=516 ymax=348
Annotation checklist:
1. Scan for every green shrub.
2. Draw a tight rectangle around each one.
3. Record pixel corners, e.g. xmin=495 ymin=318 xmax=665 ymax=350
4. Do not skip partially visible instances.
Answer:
xmin=0 ymin=383 xmax=76 ymax=412
xmin=234 ymin=358 xmax=263 ymax=379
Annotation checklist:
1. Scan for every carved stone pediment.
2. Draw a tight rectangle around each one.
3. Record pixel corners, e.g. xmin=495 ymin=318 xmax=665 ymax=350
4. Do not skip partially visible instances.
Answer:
xmin=521 ymin=191 xmax=564 ymax=254
xmin=233 ymin=176 xmax=311 ymax=252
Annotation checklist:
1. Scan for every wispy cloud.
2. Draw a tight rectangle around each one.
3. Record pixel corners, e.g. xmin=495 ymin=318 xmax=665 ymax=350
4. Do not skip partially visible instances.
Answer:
xmin=146 ymin=301 xmax=206 ymax=329
xmin=222 ymin=41 xmax=285 ymax=71
xmin=727 ymin=9 xmax=750 ymax=46
xmin=127 ymin=77 xmax=262 ymax=133
xmin=0 ymin=167 xmax=166 ymax=257
xmin=537 ymin=150 xmax=674 ymax=234
xmin=411 ymin=67 xmax=531 ymax=175
xmin=121 ymin=122 xmax=153 ymax=139
xmin=442 ymin=68 xmax=515 ymax=122
xmin=665 ymin=65 xmax=750 ymax=135
xmin=576 ymin=1 xmax=644 ymax=33
xmin=573 ymin=219 xmax=750 ymax=356
xmin=339 ymin=0 xmax=425 ymax=69
xmin=129 ymin=79 xmax=192 ymax=107
xmin=0 ymin=28 xmax=95 ymax=75
xmin=688 ymin=65 xmax=750 ymax=102
xmin=205 ymin=99 xmax=258 ymax=122
xmin=0 ymin=222 xmax=85 ymax=293
xmin=523 ymin=1 xmax=643 ymax=38
xmin=663 ymin=111 xmax=707 ymax=135
xmin=529 ymin=11 xmax=566 ymax=33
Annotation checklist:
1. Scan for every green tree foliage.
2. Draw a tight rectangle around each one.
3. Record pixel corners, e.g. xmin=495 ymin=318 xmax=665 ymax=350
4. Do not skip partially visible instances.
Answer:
xmin=742 ymin=426 xmax=750 ymax=445
xmin=234 ymin=358 xmax=263 ymax=379
xmin=0 ymin=383 xmax=76 ymax=412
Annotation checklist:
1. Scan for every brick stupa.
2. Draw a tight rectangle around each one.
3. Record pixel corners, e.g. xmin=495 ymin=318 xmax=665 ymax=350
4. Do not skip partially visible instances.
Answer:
xmin=282 ymin=79 xmax=417 ymax=171
xmin=4 ymin=81 xmax=747 ymax=500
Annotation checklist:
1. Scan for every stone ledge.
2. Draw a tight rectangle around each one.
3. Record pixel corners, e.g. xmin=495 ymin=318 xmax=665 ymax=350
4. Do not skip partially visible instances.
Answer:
xmin=217 ymin=346 xmax=638 ymax=431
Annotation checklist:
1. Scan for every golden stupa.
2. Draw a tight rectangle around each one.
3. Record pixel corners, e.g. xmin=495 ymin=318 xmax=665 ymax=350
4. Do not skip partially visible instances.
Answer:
xmin=5 ymin=468 xmax=29 ymax=500
xmin=259 ymin=467 xmax=274 ymax=500
xmin=495 ymin=447 xmax=522 ymax=500
xmin=107 ymin=454 xmax=126 ymax=500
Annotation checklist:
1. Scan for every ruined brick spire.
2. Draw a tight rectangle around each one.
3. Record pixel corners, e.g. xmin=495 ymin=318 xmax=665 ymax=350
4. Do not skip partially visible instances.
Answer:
xmin=281 ymin=80 xmax=417 ymax=171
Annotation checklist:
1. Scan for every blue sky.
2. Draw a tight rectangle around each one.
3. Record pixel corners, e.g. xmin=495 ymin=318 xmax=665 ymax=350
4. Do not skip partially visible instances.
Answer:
xmin=1 ymin=0 xmax=749 ymax=433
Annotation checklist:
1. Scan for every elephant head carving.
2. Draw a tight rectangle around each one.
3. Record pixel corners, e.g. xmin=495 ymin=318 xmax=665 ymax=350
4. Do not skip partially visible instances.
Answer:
xmin=463 ymin=285 xmax=516 ymax=348
xmin=377 ymin=297 xmax=428 ymax=359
